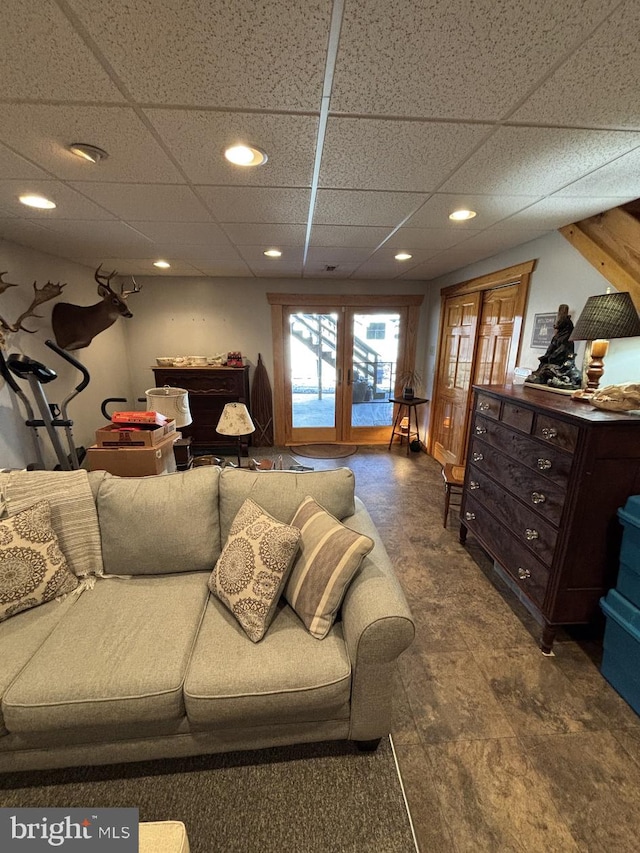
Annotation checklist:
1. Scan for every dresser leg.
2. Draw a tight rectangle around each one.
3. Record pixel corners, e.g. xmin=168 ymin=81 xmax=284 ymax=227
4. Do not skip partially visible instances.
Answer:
xmin=540 ymin=624 xmax=556 ymax=655
xmin=459 ymin=522 xmax=468 ymax=544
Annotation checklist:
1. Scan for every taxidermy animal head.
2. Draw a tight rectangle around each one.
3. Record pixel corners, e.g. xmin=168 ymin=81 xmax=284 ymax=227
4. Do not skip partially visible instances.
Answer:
xmin=52 ymin=264 xmax=141 ymax=350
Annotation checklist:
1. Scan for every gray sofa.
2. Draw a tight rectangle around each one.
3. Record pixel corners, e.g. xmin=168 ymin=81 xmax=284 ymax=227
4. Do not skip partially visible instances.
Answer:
xmin=0 ymin=466 xmax=414 ymax=773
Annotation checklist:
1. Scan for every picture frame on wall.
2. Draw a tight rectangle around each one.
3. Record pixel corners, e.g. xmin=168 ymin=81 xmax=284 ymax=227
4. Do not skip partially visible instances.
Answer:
xmin=531 ymin=313 xmax=557 ymax=348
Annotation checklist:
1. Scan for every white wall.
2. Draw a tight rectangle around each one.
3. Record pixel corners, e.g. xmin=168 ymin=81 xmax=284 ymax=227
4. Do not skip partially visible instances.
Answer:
xmin=0 ymin=239 xmax=134 ymax=469
xmin=422 ymin=230 xmax=640 ymax=395
xmin=123 ymin=275 xmax=429 ymax=420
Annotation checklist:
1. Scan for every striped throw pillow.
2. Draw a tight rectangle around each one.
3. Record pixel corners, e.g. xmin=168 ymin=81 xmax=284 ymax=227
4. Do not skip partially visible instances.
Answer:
xmin=285 ymin=496 xmax=374 ymax=640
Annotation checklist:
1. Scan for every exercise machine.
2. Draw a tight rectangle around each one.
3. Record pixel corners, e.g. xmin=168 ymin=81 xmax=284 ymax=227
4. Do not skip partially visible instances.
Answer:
xmin=3 ymin=339 xmax=89 ymax=470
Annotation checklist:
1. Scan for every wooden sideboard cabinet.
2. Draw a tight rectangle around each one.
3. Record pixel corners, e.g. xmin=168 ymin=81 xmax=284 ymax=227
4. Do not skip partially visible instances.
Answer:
xmin=460 ymin=384 xmax=640 ymax=652
xmin=152 ymin=366 xmax=251 ymax=454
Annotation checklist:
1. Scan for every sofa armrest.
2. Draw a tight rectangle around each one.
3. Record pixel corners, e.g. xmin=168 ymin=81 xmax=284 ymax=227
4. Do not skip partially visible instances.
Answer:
xmin=340 ymin=499 xmax=415 ymax=741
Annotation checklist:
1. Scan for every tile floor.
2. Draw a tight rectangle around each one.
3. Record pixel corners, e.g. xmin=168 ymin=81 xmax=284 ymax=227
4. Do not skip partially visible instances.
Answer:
xmin=292 ymin=444 xmax=640 ymax=853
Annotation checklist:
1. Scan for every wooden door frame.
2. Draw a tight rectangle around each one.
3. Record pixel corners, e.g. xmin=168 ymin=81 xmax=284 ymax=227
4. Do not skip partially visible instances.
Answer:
xmin=427 ymin=260 xmax=536 ymax=459
xmin=268 ymin=293 xmax=423 ymax=446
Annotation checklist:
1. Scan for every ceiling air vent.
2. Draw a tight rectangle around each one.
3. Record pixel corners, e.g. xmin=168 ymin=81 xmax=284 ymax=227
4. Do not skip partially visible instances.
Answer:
xmin=324 ymin=265 xmax=338 ymax=271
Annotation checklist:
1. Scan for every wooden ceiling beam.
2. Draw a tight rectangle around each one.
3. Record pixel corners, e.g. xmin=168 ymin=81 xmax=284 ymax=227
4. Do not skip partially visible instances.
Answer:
xmin=559 ymin=207 xmax=640 ymax=310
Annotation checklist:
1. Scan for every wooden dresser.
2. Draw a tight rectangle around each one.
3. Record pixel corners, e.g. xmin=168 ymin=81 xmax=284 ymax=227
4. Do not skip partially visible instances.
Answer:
xmin=152 ymin=366 xmax=251 ymax=454
xmin=460 ymin=384 xmax=640 ymax=652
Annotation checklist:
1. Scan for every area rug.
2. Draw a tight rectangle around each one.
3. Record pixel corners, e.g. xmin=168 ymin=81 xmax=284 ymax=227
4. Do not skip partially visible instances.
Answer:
xmin=0 ymin=738 xmax=416 ymax=853
xmin=291 ymin=444 xmax=358 ymax=459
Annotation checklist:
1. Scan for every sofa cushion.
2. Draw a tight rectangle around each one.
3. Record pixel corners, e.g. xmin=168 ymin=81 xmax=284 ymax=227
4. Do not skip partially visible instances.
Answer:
xmin=96 ymin=467 xmax=221 ymax=575
xmin=0 ymin=501 xmax=78 ymax=623
xmin=0 ymin=470 xmax=104 ymax=577
xmin=285 ymin=497 xmax=374 ymax=639
xmin=0 ymin=595 xmax=77 ymax=736
xmin=218 ymin=468 xmax=356 ymax=542
xmin=209 ymin=498 xmax=300 ymax=643
xmin=2 ymin=574 xmax=209 ymax=734
xmin=184 ymin=597 xmax=351 ymax=728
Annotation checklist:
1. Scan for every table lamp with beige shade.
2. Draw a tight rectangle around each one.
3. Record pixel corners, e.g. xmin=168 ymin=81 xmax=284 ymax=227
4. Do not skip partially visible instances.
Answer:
xmin=216 ymin=402 xmax=255 ymax=466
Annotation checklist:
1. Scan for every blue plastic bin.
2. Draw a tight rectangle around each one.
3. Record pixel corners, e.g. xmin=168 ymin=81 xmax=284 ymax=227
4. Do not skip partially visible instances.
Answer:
xmin=600 ymin=589 xmax=640 ymax=716
xmin=617 ymin=496 xmax=640 ymax=608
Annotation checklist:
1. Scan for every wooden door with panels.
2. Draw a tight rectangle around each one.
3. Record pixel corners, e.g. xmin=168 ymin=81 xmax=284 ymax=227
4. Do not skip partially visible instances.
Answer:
xmin=428 ymin=261 xmax=535 ymax=467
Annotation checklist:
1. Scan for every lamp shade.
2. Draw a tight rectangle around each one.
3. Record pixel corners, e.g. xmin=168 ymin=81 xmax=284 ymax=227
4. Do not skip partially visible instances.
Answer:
xmin=569 ymin=292 xmax=640 ymax=342
xmin=145 ymin=386 xmax=192 ymax=428
xmin=216 ymin=402 xmax=255 ymax=436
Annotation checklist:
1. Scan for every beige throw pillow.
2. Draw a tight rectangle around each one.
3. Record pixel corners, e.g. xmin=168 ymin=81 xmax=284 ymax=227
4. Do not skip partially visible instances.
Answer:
xmin=285 ymin=496 xmax=374 ymax=639
xmin=209 ymin=498 xmax=300 ymax=643
xmin=0 ymin=500 xmax=78 ymax=622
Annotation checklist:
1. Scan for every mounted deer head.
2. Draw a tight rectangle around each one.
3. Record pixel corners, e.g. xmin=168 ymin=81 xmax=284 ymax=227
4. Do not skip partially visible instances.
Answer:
xmin=51 ymin=264 xmax=142 ymax=350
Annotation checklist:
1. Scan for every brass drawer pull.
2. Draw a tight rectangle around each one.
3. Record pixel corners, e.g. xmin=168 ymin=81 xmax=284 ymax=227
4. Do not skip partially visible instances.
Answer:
xmin=518 ymin=567 xmax=531 ymax=580
xmin=541 ymin=427 xmax=557 ymax=439
xmin=465 ymin=511 xmax=476 ymax=521
xmin=469 ymin=481 xmax=480 ymax=490
xmin=472 ymin=452 xmax=484 ymax=462
xmin=475 ymin=425 xmax=487 ymax=435
xmin=524 ymin=528 xmax=539 ymax=540
xmin=531 ymin=491 xmax=546 ymax=504
xmin=537 ymin=458 xmax=552 ymax=470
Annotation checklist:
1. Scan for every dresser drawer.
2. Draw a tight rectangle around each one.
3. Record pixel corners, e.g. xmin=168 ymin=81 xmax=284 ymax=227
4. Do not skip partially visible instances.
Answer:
xmin=462 ymin=496 xmax=550 ymax=607
xmin=501 ymin=401 xmax=534 ymax=434
xmin=467 ymin=450 xmax=566 ymax=527
xmin=464 ymin=468 xmax=557 ymax=565
xmin=533 ymin=414 xmax=578 ymax=453
xmin=475 ymin=392 xmax=500 ymax=419
xmin=471 ymin=416 xmax=573 ymax=485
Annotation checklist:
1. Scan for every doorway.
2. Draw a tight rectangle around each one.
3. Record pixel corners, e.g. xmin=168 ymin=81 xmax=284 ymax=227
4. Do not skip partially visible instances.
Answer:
xmin=268 ymin=294 xmax=423 ymax=446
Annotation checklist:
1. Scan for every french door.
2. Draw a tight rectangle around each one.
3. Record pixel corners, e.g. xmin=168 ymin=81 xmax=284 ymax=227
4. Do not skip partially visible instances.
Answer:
xmin=268 ymin=295 xmax=423 ymax=446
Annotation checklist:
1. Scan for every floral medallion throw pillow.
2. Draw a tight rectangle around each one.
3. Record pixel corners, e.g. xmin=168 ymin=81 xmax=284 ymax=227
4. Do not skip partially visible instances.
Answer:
xmin=0 ymin=500 xmax=78 ymax=622
xmin=209 ymin=498 xmax=301 ymax=643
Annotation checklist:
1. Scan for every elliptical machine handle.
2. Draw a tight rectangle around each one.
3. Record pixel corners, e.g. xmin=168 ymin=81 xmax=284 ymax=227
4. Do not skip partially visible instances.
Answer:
xmin=45 ymin=340 xmax=90 ymax=393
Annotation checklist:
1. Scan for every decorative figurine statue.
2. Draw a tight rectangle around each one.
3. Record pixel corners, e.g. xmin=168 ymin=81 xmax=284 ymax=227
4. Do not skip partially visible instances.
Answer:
xmin=525 ymin=304 xmax=582 ymax=390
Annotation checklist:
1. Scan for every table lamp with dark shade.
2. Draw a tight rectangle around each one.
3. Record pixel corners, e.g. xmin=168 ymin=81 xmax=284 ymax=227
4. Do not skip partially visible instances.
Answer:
xmin=216 ymin=402 xmax=255 ymax=466
xmin=569 ymin=291 xmax=640 ymax=396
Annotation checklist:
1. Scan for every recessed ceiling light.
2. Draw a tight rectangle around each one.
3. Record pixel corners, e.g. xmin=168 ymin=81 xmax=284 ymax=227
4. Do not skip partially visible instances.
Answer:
xmin=224 ymin=144 xmax=268 ymax=167
xmin=263 ymin=249 xmax=282 ymax=258
xmin=153 ymin=260 xmax=171 ymax=269
xmin=395 ymin=252 xmax=412 ymax=261
xmin=69 ymin=143 xmax=109 ymax=164
xmin=449 ymin=208 xmax=477 ymax=221
xmin=19 ymin=194 xmax=56 ymax=209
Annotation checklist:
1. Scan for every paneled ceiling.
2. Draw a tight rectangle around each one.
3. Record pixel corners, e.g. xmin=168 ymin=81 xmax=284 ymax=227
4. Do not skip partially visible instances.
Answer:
xmin=1 ymin=0 xmax=640 ymax=280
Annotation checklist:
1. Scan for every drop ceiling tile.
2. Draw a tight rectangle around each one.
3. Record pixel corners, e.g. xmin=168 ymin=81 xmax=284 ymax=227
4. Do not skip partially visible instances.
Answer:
xmin=0 ymin=219 xmax=51 ymax=245
xmin=221 ymin=223 xmax=306 ymax=247
xmin=191 ymin=261 xmax=255 ymax=277
xmin=198 ymin=187 xmax=310 ymax=224
xmin=146 ymin=110 xmax=317 ymax=186
xmin=68 ymin=183 xmax=212 ymax=222
xmin=0 ymin=106 xmax=184 ymax=183
xmin=512 ymin=1 xmax=640 ymax=130
xmin=0 ymin=180 xmax=117 ymax=220
xmin=553 ymin=146 xmax=640 ymax=198
xmin=440 ymin=126 xmax=640 ymax=196
xmin=251 ymin=266 xmax=303 ymax=279
xmin=0 ymin=0 xmax=125 ymax=102
xmin=313 ymin=190 xmax=426 ymax=227
xmin=305 ymin=247 xmax=372 ymax=267
xmin=129 ymin=221 xmax=231 ymax=246
xmin=503 ymin=197 xmax=623 ymax=229
xmin=308 ymin=225 xmax=392 ymax=248
xmin=71 ymin=258 xmax=204 ymax=276
xmin=147 ymin=243 xmax=242 ymax=263
xmin=352 ymin=249 xmax=439 ymax=279
xmin=320 ymin=118 xmax=490 ymax=191
xmin=383 ymin=228 xmax=470 ymax=253
xmin=448 ymin=227 xmax=551 ymax=257
xmin=67 ymin=0 xmax=332 ymax=110
xmin=303 ymin=262 xmax=361 ymax=278
xmin=330 ymin=0 xmax=615 ymax=119
xmin=0 ymin=143 xmax=50 ymax=181
xmin=237 ymin=246 xmax=305 ymax=267
xmin=36 ymin=218 xmax=153 ymax=248
xmin=407 ymin=193 xmax=542 ymax=229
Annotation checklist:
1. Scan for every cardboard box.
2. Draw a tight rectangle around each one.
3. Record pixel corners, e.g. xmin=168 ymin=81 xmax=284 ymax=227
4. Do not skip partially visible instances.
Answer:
xmin=95 ymin=419 xmax=176 ymax=447
xmin=86 ymin=433 xmax=178 ymax=477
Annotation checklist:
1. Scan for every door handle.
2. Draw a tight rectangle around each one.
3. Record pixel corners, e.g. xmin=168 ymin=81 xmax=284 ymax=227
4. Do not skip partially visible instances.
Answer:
xmin=337 ymin=368 xmax=342 ymax=385
xmin=347 ymin=368 xmax=352 ymax=386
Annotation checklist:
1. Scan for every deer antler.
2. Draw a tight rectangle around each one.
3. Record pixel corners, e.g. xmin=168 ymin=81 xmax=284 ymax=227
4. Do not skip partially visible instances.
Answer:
xmin=8 ymin=280 xmax=67 ymax=334
xmin=121 ymin=275 xmax=142 ymax=298
xmin=0 ymin=271 xmax=19 ymax=295
xmin=95 ymin=263 xmax=118 ymax=291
